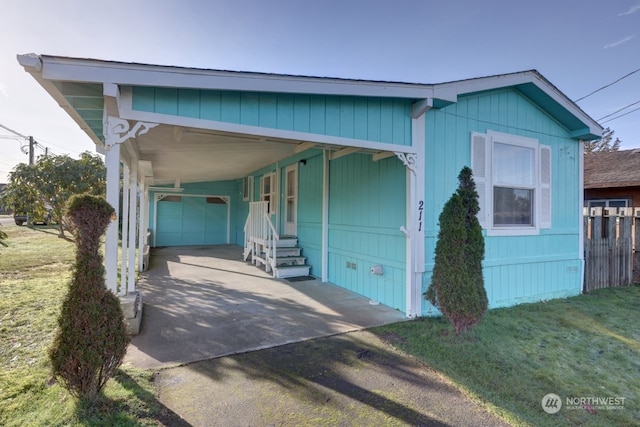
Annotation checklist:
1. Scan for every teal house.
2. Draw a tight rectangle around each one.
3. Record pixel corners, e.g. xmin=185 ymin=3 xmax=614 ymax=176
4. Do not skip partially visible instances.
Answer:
xmin=19 ymin=54 xmax=601 ymax=317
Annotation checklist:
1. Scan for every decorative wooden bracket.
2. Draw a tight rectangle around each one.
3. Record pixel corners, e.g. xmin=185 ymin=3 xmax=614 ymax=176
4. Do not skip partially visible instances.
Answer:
xmin=395 ymin=152 xmax=418 ymax=175
xmin=104 ymin=116 xmax=159 ymax=148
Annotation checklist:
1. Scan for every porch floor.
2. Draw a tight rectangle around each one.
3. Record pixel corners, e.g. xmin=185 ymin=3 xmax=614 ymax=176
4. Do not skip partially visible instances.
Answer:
xmin=124 ymin=245 xmax=406 ymax=369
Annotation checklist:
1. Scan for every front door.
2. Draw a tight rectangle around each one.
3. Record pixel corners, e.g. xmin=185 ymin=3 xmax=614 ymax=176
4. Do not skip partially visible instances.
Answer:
xmin=284 ymin=163 xmax=297 ymax=236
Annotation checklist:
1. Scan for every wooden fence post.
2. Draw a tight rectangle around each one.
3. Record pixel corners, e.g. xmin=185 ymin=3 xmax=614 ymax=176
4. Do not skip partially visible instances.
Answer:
xmin=583 ymin=207 xmax=636 ymax=292
xmin=635 ymin=209 xmax=640 ymax=284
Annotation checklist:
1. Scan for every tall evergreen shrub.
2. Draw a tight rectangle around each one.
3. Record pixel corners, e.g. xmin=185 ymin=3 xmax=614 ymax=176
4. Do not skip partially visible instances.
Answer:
xmin=49 ymin=195 xmax=130 ymax=401
xmin=425 ymin=166 xmax=488 ymax=334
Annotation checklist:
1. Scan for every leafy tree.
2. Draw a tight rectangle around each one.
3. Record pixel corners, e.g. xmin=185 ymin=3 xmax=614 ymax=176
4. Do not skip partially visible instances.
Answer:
xmin=584 ymin=127 xmax=621 ymax=154
xmin=0 ymin=152 xmax=105 ymax=237
xmin=425 ymin=166 xmax=488 ymax=334
xmin=49 ymin=194 xmax=130 ymax=402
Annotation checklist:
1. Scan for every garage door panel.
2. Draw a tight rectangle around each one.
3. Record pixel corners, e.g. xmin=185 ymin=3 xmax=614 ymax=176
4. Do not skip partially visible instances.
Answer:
xmin=205 ymin=231 xmax=227 ymax=243
xmin=156 ymin=195 xmax=229 ymax=247
xmin=157 ymin=217 xmax=183 ymax=230
xmin=183 ymin=219 xmax=206 ymax=233
xmin=156 ymin=232 xmax=182 ymax=247
xmin=182 ymin=232 xmax=206 ymax=245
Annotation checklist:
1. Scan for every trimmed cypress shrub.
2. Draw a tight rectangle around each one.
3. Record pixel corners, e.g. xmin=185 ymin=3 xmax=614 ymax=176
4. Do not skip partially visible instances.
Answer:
xmin=49 ymin=194 xmax=130 ymax=401
xmin=425 ymin=166 xmax=487 ymax=334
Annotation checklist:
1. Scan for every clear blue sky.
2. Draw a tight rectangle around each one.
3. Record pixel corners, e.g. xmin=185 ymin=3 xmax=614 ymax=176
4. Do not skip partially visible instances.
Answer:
xmin=1 ymin=0 xmax=639 ymax=182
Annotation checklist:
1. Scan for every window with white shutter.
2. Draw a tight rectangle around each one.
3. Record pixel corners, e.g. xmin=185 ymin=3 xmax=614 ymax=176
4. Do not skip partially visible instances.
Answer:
xmin=471 ymin=132 xmax=489 ymax=228
xmin=470 ymin=131 xmax=552 ymax=236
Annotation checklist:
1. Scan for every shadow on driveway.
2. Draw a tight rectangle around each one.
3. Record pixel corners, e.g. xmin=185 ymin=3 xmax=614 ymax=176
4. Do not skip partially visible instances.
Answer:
xmin=124 ymin=245 xmax=406 ymax=369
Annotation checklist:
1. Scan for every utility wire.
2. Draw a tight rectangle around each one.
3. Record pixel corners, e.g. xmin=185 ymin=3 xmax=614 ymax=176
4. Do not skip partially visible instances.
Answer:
xmin=597 ymin=99 xmax=640 ymax=121
xmin=574 ymin=67 xmax=640 ymax=102
xmin=0 ymin=123 xmax=27 ymax=139
xmin=601 ymin=105 xmax=640 ymax=124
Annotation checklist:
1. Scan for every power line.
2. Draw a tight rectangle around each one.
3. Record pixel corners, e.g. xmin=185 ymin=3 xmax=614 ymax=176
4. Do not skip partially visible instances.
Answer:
xmin=574 ymin=67 xmax=640 ymax=102
xmin=597 ymin=99 xmax=640 ymax=121
xmin=0 ymin=123 xmax=28 ymax=139
xmin=601 ymin=105 xmax=640 ymax=124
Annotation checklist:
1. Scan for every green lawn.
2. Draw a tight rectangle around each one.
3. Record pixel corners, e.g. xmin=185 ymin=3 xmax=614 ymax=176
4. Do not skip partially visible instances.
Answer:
xmin=0 ymin=223 xmax=166 ymax=426
xmin=1 ymin=222 xmax=638 ymax=426
xmin=375 ymin=287 xmax=640 ymax=426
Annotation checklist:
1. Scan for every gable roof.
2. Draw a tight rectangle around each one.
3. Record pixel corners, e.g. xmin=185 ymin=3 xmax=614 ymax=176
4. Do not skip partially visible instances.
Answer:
xmin=16 ymin=54 xmax=603 ymax=185
xmin=18 ymin=54 xmax=602 ymax=143
xmin=584 ymin=149 xmax=640 ymax=189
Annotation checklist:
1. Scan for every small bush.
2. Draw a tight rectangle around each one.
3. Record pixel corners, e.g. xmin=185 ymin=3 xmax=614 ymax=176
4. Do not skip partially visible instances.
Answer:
xmin=49 ymin=194 xmax=130 ymax=401
xmin=0 ymin=228 xmax=7 ymax=247
xmin=425 ymin=167 xmax=488 ymax=334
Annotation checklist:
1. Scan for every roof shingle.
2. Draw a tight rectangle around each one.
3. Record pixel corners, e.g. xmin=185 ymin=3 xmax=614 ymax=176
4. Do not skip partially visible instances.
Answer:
xmin=584 ymin=149 xmax=640 ymax=189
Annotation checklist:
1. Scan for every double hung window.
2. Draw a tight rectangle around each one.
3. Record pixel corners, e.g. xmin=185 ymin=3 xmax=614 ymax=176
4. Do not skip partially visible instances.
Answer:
xmin=471 ymin=130 xmax=551 ymax=236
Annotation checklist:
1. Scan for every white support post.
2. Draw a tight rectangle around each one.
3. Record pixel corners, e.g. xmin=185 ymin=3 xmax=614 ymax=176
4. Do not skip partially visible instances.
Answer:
xmin=412 ymin=116 xmax=426 ymax=314
xmin=121 ymin=163 xmax=131 ymax=296
xmin=397 ymin=109 xmax=427 ymax=318
xmin=103 ymin=115 xmax=159 ymax=294
xmin=138 ymin=188 xmax=147 ymax=272
xmin=104 ymin=142 xmax=121 ymax=294
xmin=127 ymin=161 xmax=138 ymax=293
xmin=579 ymin=140 xmax=585 ymax=292
xmin=322 ymin=148 xmax=329 ymax=282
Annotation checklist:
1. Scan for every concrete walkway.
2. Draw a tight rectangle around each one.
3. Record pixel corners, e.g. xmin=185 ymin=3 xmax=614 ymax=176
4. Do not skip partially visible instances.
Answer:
xmin=124 ymin=245 xmax=407 ymax=369
xmin=124 ymin=245 xmax=511 ymax=426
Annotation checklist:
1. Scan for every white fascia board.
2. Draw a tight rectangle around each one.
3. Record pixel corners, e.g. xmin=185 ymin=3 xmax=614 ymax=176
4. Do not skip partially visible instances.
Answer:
xmin=434 ymin=71 xmax=602 ymax=138
xmin=123 ymin=106 xmax=418 ymax=155
xmin=17 ymin=54 xmax=105 ymax=149
xmin=118 ymin=86 xmax=417 ymax=154
xmin=36 ymin=55 xmax=435 ymax=99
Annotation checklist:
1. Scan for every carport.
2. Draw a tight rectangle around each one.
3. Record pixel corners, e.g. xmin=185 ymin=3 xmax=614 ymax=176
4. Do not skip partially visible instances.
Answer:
xmin=124 ymin=245 xmax=406 ymax=369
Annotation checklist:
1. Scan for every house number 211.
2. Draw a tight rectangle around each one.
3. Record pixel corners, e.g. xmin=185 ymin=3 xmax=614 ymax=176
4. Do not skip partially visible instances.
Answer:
xmin=418 ymin=200 xmax=424 ymax=232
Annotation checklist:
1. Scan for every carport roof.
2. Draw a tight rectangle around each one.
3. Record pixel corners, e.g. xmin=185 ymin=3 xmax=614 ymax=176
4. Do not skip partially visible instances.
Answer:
xmin=17 ymin=54 xmax=602 ymax=185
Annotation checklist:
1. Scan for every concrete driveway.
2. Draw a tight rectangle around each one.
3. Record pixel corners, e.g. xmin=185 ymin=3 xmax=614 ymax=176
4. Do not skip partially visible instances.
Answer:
xmin=123 ymin=245 xmax=511 ymax=426
xmin=124 ymin=245 xmax=407 ymax=369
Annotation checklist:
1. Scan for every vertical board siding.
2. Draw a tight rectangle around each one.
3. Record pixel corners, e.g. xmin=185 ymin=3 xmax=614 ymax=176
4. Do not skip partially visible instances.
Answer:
xmin=296 ymin=154 xmax=323 ymax=275
xmin=132 ymin=87 xmax=412 ymax=146
xmin=423 ymin=88 xmax=582 ymax=315
xmin=328 ymin=153 xmax=406 ymax=311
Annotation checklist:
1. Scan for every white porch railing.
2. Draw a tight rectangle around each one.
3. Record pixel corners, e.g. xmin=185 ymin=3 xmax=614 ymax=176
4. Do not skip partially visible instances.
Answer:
xmin=243 ymin=201 xmax=279 ymax=275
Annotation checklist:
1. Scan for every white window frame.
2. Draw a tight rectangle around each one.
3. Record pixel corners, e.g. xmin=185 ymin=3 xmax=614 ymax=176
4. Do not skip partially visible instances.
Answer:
xmin=242 ymin=176 xmax=254 ymax=201
xmin=260 ymin=172 xmax=276 ymax=215
xmin=472 ymin=130 xmax=551 ymax=237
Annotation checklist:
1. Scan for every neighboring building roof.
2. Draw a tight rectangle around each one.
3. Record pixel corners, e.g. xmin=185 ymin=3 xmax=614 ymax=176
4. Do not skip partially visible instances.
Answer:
xmin=584 ymin=149 xmax=640 ymax=189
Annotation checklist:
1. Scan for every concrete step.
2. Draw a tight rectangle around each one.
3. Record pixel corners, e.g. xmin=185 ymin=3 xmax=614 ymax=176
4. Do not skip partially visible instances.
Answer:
xmin=274 ymin=264 xmax=311 ymax=279
xmin=271 ymin=236 xmax=298 ymax=248
xmin=274 ymin=255 xmax=306 ymax=266
xmin=265 ymin=247 xmax=302 ymax=257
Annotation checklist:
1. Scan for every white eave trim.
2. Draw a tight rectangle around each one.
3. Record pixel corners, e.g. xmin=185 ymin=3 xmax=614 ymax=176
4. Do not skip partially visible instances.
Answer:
xmin=26 ymin=54 xmax=437 ymax=99
xmin=434 ymin=71 xmax=602 ymax=138
xmin=17 ymin=54 xmax=105 ymax=149
xmin=18 ymin=54 xmax=601 ymax=140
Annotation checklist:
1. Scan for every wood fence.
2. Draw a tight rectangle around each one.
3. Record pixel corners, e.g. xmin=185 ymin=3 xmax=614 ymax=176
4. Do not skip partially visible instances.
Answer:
xmin=583 ymin=207 xmax=640 ymax=292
